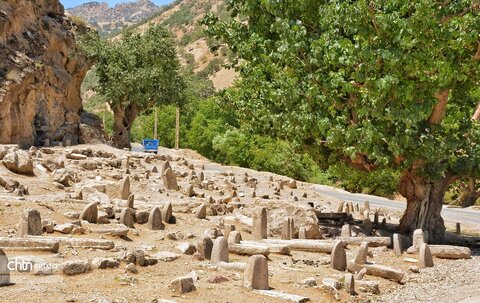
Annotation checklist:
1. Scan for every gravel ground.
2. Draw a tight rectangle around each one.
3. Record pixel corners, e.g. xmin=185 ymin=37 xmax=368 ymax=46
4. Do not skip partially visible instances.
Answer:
xmin=377 ymin=251 xmax=480 ymax=303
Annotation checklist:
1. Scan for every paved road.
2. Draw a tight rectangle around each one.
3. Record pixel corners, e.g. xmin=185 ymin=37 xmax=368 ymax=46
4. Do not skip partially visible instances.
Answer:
xmin=133 ymin=144 xmax=480 ymax=226
xmin=312 ymin=185 xmax=480 ymax=226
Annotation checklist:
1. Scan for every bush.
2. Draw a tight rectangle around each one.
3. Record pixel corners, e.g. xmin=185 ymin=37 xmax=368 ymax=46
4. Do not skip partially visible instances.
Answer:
xmin=328 ymin=163 xmax=399 ymax=198
xmin=186 ymin=98 xmax=236 ymax=160
xmin=212 ymin=129 xmax=330 ymax=182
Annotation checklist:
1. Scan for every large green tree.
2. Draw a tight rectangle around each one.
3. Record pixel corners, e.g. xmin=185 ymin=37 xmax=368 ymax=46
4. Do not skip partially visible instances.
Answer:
xmin=79 ymin=25 xmax=185 ymax=148
xmin=204 ymin=0 xmax=480 ymax=242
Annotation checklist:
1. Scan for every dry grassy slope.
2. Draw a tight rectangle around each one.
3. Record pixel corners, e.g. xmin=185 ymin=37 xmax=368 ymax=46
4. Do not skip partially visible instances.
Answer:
xmin=136 ymin=0 xmax=237 ymax=90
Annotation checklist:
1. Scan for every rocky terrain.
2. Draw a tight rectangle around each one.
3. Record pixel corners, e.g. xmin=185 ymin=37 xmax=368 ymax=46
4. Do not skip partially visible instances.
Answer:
xmin=0 ymin=143 xmax=478 ymax=303
xmin=67 ymin=0 xmax=161 ymax=36
xmin=0 ymin=0 xmax=104 ymax=148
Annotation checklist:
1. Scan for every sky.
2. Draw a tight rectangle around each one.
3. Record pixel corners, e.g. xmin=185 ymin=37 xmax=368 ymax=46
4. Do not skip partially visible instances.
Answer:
xmin=60 ymin=0 xmax=174 ymax=9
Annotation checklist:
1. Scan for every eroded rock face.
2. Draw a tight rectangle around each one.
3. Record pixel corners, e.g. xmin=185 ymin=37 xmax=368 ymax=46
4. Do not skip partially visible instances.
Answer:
xmin=0 ymin=0 xmax=103 ymax=147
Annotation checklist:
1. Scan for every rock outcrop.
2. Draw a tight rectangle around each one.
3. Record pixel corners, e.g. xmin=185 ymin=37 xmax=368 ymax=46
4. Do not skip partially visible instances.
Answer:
xmin=0 ymin=0 xmax=103 ymax=148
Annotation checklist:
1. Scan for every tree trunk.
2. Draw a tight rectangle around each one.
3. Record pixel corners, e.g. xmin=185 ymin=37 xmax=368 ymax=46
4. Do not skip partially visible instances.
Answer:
xmin=398 ymin=168 xmax=453 ymax=244
xmin=459 ymin=178 xmax=480 ymax=208
xmin=112 ymin=103 xmax=138 ymax=149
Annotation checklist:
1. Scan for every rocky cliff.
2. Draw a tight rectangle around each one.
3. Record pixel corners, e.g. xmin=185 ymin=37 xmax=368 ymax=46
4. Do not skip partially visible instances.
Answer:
xmin=0 ymin=0 xmax=103 ymax=148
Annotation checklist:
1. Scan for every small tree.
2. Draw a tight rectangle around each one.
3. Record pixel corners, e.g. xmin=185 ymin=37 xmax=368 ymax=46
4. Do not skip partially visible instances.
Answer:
xmin=204 ymin=0 xmax=480 ymax=242
xmin=79 ymin=25 xmax=185 ymax=148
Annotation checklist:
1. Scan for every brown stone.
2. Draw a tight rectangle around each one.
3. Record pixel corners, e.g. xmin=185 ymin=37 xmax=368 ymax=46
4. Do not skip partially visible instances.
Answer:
xmin=211 ymin=236 xmax=229 ymax=264
xmin=163 ymin=168 xmax=179 ymax=190
xmin=228 ymin=231 xmax=242 ymax=245
xmin=119 ymin=208 xmax=135 ymax=228
xmin=196 ymin=236 xmax=213 ymax=260
xmin=419 ymin=243 xmax=434 ymax=268
xmin=80 ymin=202 xmax=98 ymax=224
xmin=169 ymin=276 xmax=196 ymax=294
xmin=353 ymin=242 xmax=369 ymax=265
xmin=252 ymin=208 xmax=267 ymax=240
xmin=120 ymin=176 xmax=130 ymax=200
xmin=18 ymin=208 xmax=42 ymax=237
xmin=243 ymin=255 xmax=269 ymax=290
xmin=344 ymin=273 xmax=355 ymax=295
xmin=162 ymin=202 xmax=173 ymax=224
xmin=0 ymin=248 xmax=10 ymax=286
xmin=194 ymin=203 xmax=207 ymax=219
xmin=330 ymin=240 xmax=346 ymax=271
xmin=148 ymin=207 xmax=164 ymax=230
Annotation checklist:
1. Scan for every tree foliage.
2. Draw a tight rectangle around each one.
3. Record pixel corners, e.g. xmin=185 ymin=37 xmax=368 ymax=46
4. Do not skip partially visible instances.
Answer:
xmin=204 ymin=0 xmax=480 ymax=241
xmin=79 ymin=25 xmax=186 ymax=148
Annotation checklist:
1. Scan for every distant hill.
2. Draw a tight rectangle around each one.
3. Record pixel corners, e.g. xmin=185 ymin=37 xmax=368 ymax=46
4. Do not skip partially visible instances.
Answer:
xmin=81 ymin=0 xmax=237 ymax=99
xmin=67 ymin=0 xmax=162 ymax=36
xmin=135 ymin=0 xmax=237 ymax=90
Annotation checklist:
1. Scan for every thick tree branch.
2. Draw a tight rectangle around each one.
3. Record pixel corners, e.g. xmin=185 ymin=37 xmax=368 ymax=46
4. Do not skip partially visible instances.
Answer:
xmin=473 ymin=41 xmax=480 ymax=60
xmin=472 ymin=102 xmax=480 ymax=121
xmin=428 ymin=90 xmax=449 ymax=124
xmin=342 ymin=153 xmax=377 ymax=172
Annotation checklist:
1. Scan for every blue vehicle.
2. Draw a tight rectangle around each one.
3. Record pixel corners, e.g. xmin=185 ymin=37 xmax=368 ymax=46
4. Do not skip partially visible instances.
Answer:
xmin=142 ymin=139 xmax=159 ymax=154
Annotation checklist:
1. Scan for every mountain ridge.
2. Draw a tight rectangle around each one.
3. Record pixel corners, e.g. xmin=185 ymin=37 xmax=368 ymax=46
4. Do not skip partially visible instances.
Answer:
xmin=67 ymin=0 xmax=162 ymax=36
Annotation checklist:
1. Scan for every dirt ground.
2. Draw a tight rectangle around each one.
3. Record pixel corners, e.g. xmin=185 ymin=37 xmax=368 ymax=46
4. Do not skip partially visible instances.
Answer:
xmin=0 ymin=144 xmax=479 ymax=303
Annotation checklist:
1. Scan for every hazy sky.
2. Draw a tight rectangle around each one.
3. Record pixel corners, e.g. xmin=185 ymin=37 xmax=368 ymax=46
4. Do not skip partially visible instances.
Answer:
xmin=60 ymin=0 xmax=174 ymax=9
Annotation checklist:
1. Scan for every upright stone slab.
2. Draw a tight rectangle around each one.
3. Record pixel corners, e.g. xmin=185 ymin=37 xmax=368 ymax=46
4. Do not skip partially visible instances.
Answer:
xmin=162 ymin=202 xmax=173 ymax=224
xmin=211 ymin=236 xmax=229 ymax=264
xmin=120 ymin=176 xmax=130 ymax=200
xmin=353 ymin=242 xmax=368 ymax=265
xmin=163 ymin=168 xmax=179 ymax=190
xmin=198 ymin=171 xmax=205 ymax=182
xmin=336 ymin=202 xmax=345 ymax=213
xmin=0 ymin=248 xmax=10 ymax=286
xmin=330 ymin=240 xmax=346 ymax=271
xmin=413 ymin=229 xmax=426 ymax=249
xmin=344 ymin=273 xmax=355 ymax=295
xmin=161 ymin=161 xmax=171 ymax=176
xmin=341 ymin=224 xmax=351 ymax=237
xmin=18 ymin=208 xmax=42 ymax=237
xmin=252 ymin=208 xmax=267 ymax=240
xmin=194 ymin=203 xmax=207 ymax=219
xmin=244 ymin=255 xmax=269 ymax=290
xmin=127 ymin=194 xmax=135 ymax=209
xmin=228 ymin=231 xmax=242 ymax=245
xmin=364 ymin=201 xmax=370 ymax=211
xmin=298 ymin=227 xmax=307 ymax=239
xmin=393 ymin=233 xmax=403 ymax=256
xmin=361 ymin=218 xmax=372 ymax=236
xmin=148 ymin=207 xmax=164 ymax=230
xmin=373 ymin=211 xmax=379 ymax=225
xmin=281 ymin=217 xmax=294 ymax=240
xmin=119 ymin=208 xmax=135 ymax=228
xmin=80 ymin=202 xmax=98 ymax=224
xmin=196 ymin=236 xmax=213 ymax=260
xmin=419 ymin=244 xmax=434 ymax=268
xmin=224 ymin=224 xmax=236 ymax=240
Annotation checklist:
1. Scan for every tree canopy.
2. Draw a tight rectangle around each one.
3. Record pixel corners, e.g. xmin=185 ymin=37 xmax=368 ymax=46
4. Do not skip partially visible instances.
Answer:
xmin=204 ymin=0 xmax=480 ymax=242
xmin=79 ymin=25 xmax=186 ymax=148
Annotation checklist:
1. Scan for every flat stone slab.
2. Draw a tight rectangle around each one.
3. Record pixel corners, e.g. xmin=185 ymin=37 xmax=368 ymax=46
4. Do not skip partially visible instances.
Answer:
xmin=229 ymin=243 xmax=270 ymax=257
xmin=339 ymin=237 xmax=391 ymax=247
xmin=241 ymin=241 xmax=291 ymax=255
xmin=348 ymin=260 xmax=404 ymax=283
xmin=27 ymin=236 xmax=114 ymax=250
xmin=259 ymin=239 xmax=334 ymax=253
xmin=0 ymin=238 xmax=59 ymax=252
xmin=216 ymin=261 xmax=246 ymax=272
xmin=429 ymin=245 xmax=471 ymax=259
xmin=89 ymin=225 xmax=130 ymax=237
xmin=153 ymin=251 xmax=181 ymax=262
xmin=253 ymin=290 xmax=310 ymax=303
